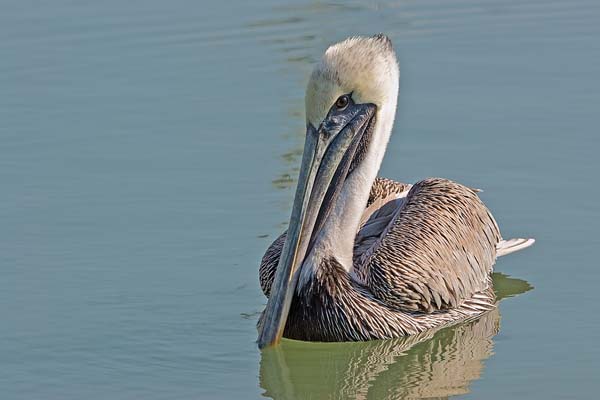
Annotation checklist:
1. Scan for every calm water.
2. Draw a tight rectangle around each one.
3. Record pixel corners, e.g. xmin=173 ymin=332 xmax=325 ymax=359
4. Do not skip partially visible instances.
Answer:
xmin=2 ymin=1 xmax=599 ymax=399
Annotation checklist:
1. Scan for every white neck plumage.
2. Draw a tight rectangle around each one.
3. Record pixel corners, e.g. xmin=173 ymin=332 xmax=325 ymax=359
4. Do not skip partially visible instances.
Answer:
xmin=299 ymin=103 xmax=397 ymax=284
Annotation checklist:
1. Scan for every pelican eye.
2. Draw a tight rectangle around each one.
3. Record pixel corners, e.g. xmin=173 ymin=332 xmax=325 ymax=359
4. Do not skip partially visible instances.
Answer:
xmin=335 ymin=94 xmax=350 ymax=110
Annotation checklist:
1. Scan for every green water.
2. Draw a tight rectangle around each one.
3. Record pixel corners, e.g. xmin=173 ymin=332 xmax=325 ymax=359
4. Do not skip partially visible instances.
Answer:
xmin=1 ymin=1 xmax=599 ymax=399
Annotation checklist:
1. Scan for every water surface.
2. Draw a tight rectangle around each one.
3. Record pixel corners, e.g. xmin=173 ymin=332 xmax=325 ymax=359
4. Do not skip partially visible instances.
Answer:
xmin=1 ymin=1 xmax=599 ymax=399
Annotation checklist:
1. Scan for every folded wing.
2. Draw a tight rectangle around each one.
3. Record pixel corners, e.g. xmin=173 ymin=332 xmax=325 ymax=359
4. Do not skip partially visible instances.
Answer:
xmin=354 ymin=178 xmax=501 ymax=313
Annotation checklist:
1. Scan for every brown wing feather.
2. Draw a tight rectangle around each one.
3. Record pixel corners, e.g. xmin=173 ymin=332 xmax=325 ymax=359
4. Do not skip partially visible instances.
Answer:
xmin=259 ymin=232 xmax=286 ymax=298
xmin=360 ymin=178 xmax=501 ymax=313
xmin=367 ymin=177 xmax=410 ymax=206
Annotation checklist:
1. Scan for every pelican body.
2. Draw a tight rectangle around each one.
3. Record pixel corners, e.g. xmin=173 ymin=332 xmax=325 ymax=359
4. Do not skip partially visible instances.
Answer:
xmin=257 ymin=35 xmax=533 ymax=347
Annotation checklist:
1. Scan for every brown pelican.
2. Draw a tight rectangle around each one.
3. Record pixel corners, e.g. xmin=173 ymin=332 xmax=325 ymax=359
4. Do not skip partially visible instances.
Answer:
xmin=257 ymin=34 xmax=534 ymax=348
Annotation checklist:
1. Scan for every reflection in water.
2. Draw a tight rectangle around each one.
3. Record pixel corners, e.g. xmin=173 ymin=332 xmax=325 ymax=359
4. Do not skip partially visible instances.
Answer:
xmin=259 ymin=273 xmax=532 ymax=400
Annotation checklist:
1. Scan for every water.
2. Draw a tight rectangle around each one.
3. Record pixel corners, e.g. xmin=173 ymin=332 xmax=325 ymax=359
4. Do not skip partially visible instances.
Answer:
xmin=1 ymin=1 xmax=599 ymax=398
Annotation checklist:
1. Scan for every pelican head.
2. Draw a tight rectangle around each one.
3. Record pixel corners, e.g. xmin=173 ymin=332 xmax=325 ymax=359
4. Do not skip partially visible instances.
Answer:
xmin=258 ymin=35 xmax=400 ymax=348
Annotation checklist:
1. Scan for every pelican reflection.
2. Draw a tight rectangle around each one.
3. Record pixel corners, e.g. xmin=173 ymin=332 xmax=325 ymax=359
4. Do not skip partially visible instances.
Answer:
xmin=259 ymin=273 xmax=531 ymax=400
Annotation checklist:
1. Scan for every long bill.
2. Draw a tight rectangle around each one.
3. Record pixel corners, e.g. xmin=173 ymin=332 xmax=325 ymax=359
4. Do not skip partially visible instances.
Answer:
xmin=257 ymin=104 xmax=375 ymax=348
